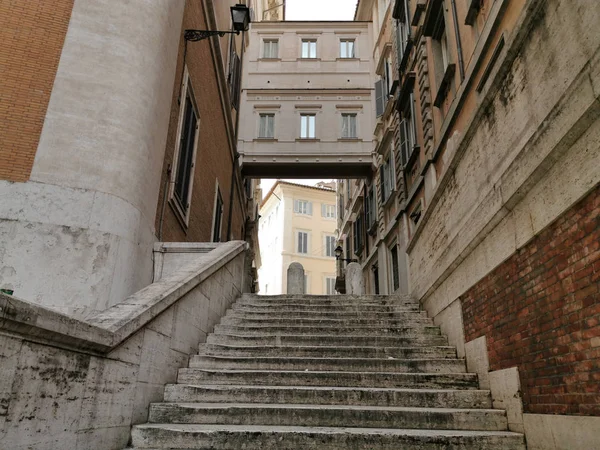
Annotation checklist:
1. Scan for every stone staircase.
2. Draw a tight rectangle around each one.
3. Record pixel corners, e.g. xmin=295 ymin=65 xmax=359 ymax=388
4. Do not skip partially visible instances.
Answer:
xmin=128 ymin=294 xmax=526 ymax=449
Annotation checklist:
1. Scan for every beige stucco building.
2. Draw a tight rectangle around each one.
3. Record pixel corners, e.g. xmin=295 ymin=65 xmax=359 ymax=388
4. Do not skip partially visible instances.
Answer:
xmin=238 ymin=20 xmax=376 ymax=178
xmin=258 ymin=181 xmax=337 ymax=295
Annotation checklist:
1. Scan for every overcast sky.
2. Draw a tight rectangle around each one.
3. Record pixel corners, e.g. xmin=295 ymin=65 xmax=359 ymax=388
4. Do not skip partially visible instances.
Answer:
xmin=259 ymin=0 xmax=356 ymax=197
xmin=285 ymin=0 xmax=357 ymax=20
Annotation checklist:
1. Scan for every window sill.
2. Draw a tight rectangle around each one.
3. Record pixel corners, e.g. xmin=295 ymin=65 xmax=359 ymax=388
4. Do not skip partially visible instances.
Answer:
xmin=402 ymin=144 xmax=420 ymax=170
xmin=296 ymin=138 xmax=320 ymax=142
xmin=297 ymin=57 xmax=321 ymax=61
xmin=382 ymin=190 xmax=396 ymax=209
xmin=168 ymin=197 xmax=189 ymax=233
xmin=367 ymin=220 xmax=378 ymax=236
xmin=258 ymin=57 xmax=282 ymax=62
xmin=433 ymin=63 xmax=456 ymax=108
xmin=336 ymin=57 xmax=359 ymax=61
xmin=338 ymin=137 xmax=360 ymax=142
xmin=253 ymin=138 xmax=278 ymax=142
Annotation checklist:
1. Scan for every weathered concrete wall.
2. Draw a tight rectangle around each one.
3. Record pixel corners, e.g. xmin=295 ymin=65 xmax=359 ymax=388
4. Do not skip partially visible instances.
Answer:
xmin=0 ymin=241 xmax=246 ymax=450
xmin=0 ymin=0 xmax=185 ymax=316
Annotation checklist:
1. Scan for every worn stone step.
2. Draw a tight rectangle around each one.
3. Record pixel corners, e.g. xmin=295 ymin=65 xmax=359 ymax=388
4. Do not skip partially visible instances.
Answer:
xmin=240 ymin=294 xmax=415 ymax=303
xmin=232 ymin=303 xmax=421 ymax=314
xmin=221 ymin=315 xmax=434 ymax=327
xmin=206 ymin=332 xmax=448 ymax=347
xmin=147 ymin=403 xmax=508 ymax=431
xmin=199 ymin=343 xmax=457 ymax=359
xmin=130 ymin=425 xmax=526 ymax=450
xmin=189 ymin=355 xmax=466 ymax=373
xmin=213 ymin=323 xmax=441 ymax=336
xmin=227 ymin=308 xmax=428 ymax=320
xmin=177 ymin=369 xmax=479 ymax=389
xmin=163 ymin=384 xmax=493 ymax=409
xmin=235 ymin=299 xmax=418 ymax=309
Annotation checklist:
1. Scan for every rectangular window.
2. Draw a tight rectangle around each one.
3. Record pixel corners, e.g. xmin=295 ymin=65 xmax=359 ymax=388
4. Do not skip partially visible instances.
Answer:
xmin=390 ymin=245 xmax=400 ymax=292
xmin=301 ymin=40 xmax=317 ymax=58
xmin=212 ymin=188 xmax=224 ymax=242
xmin=326 ymin=277 xmax=337 ymax=295
xmin=325 ymin=235 xmax=336 ymax=257
xmin=380 ymin=151 xmax=395 ymax=203
xmin=294 ymin=199 xmax=312 ymax=215
xmin=300 ymin=114 xmax=316 ymax=138
xmin=297 ymin=231 xmax=308 ymax=254
xmin=339 ymin=39 xmax=355 ymax=58
xmin=174 ymin=87 xmax=199 ymax=214
xmin=365 ymin=185 xmax=376 ymax=229
xmin=353 ymin=215 xmax=364 ymax=255
xmin=263 ymin=39 xmax=279 ymax=58
xmin=322 ymin=204 xmax=336 ymax=219
xmin=341 ymin=113 xmax=357 ymax=138
xmin=258 ymin=113 xmax=275 ymax=138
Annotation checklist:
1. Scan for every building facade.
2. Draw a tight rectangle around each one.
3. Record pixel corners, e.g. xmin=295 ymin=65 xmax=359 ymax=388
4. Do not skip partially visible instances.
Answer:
xmin=237 ymin=20 xmax=375 ymax=178
xmin=0 ymin=0 xmax=260 ymax=317
xmin=258 ymin=181 xmax=337 ymax=295
xmin=338 ymin=0 xmax=600 ymax=446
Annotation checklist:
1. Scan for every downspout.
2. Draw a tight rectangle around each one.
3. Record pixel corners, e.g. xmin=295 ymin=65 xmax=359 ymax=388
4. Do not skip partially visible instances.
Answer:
xmin=226 ymin=29 xmax=246 ymax=241
xmin=450 ymin=0 xmax=465 ymax=81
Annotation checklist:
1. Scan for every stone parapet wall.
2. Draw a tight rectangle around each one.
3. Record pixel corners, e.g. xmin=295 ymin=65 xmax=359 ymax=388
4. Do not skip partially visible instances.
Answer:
xmin=462 ymin=187 xmax=600 ymax=416
xmin=0 ymin=241 xmax=247 ymax=450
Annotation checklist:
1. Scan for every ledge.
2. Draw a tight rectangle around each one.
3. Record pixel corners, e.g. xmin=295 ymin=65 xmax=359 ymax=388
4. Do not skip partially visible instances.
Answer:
xmin=295 ymin=138 xmax=321 ymax=142
xmin=253 ymin=138 xmax=278 ymax=142
xmin=433 ymin=63 xmax=456 ymax=108
xmin=338 ymin=137 xmax=361 ymax=142
xmin=0 ymin=241 xmax=247 ymax=354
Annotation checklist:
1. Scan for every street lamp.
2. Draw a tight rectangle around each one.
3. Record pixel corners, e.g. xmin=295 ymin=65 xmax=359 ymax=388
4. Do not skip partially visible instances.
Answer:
xmin=184 ymin=4 xmax=251 ymax=41
xmin=334 ymin=245 xmax=358 ymax=263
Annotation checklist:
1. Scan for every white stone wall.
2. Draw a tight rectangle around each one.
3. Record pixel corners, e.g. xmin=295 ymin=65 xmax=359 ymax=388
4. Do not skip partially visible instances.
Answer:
xmin=0 ymin=0 xmax=185 ymax=316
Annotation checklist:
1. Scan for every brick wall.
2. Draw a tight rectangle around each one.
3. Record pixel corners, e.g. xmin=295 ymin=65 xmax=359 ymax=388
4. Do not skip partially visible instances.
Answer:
xmin=462 ymin=186 xmax=600 ymax=416
xmin=0 ymin=0 xmax=74 ymax=182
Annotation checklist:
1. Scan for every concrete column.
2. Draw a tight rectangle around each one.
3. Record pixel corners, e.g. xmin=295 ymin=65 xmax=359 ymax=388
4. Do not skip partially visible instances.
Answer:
xmin=345 ymin=262 xmax=365 ymax=295
xmin=0 ymin=0 xmax=185 ymax=316
xmin=287 ymin=262 xmax=305 ymax=294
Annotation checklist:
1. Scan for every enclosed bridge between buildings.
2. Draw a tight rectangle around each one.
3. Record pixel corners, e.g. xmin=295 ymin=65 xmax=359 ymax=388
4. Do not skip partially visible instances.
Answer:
xmin=237 ymin=20 xmax=376 ymax=178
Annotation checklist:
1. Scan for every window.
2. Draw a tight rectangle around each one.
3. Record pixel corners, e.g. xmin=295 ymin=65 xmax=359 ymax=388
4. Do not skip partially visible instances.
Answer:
xmin=300 ymin=114 xmax=316 ymax=138
xmin=294 ymin=199 xmax=312 ymax=215
xmin=212 ymin=187 xmax=224 ymax=242
xmin=341 ymin=113 xmax=357 ymax=138
xmin=396 ymin=0 xmax=411 ymax=73
xmin=380 ymin=151 xmax=395 ymax=203
xmin=353 ymin=215 xmax=364 ymax=255
xmin=228 ymin=39 xmax=242 ymax=110
xmin=399 ymin=94 xmax=417 ymax=166
xmin=297 ymin=231 xmax=308 ymax=254
xmin=301 ymin=40 xmax=317 ymax=58
xmin=374 ymin=56 xmax=392 ymax=117
xmin=258 ymin=113 xmax=275 ymax=138
xmin=322 ymin=204 xmax=336 ymax=219
xmin=304 ymin=274 xmax=309 ymax=293
xmin=173 ymin=82 xmax=199 ymax=216
xmin=365 ymin=185 xmax=376 ymax=229
xmin=263 ymin=39 xmax=279 ymax=58
xmin=326 ymin=277 xmax=337 ymax=295
xmin=325 ymin=235 xmax=336 ymax=257
xmin=340 ymin=39 xmax=355 ymax=58
xmin=390 ymin=244 xmax=400 ymax=292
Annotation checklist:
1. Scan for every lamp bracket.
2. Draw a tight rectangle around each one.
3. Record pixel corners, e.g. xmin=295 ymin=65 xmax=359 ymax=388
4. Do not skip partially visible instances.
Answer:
xmin=184 ymin=29 xmax=239 ymax=42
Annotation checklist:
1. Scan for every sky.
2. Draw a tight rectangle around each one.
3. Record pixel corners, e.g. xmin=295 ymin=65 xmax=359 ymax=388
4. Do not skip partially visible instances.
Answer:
xmin=285 ymin=0 xmax=357 ymax=21
xmin=260 ymin=0 xmax=356 ymax=197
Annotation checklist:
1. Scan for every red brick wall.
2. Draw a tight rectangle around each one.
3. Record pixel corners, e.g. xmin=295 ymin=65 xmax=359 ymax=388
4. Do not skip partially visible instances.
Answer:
xmin=155 ymin=0 xmax=246 ymax=243
xmin=462 ymin=186 xmax=600 ymax=416
xmin=0 ymin=0 xmax=74 ymax=181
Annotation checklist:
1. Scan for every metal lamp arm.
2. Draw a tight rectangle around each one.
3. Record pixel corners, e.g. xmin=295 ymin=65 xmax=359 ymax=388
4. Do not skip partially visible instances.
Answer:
xmin=184 ymin=29 xmax=240 ymax=42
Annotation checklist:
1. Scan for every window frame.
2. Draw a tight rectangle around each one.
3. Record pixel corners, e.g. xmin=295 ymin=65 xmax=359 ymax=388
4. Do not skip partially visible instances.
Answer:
xmin=300 ymin=114 xmax=316 ymax=139
xmin=297 ymin=230 xmax=309 ymax=254
xmin=258 ymin=113 xmax=275 ymax=138
xmin=322 ymin=203 xmax=336 ymax=219
xmin=169 ymin=68 xmax=200 ymax=226
xmin=324 ymin=235 xmax=336 ymax=257
xmin=325 ymin=276 xmax=337 ymax=295
xmin=339 ymin=39 xmax=356 ymax=58
xmin=341 ymin=113 xmax=358 ymax=139
xmin=211 ymin=182 xmax=224 ymax=242
xmin=294 ymin=199 xmax=313 ymax=215
xmin=262 ymin=39 xmax=279 ymax=59
xmin=301 ymin=39 xmax=317 ymax=58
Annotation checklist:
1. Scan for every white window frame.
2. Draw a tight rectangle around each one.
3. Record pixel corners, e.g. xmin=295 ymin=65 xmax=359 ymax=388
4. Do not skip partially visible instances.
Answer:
xmin=325 ymin=276 xmax=337 ymax=295
xmin=301 ymin=39 xmax=317 ymax=58
xmin=300 ymin=114 xmax=316 ymax=139
xmin=263 ymin=39 xmax=279 ymax=58
xmin=258 ymin=113 xmax=275 ymax=138
xmin=341 ymin=113 xmax=357 ymax=138
xmin=322 ymin=203 xmax=336 ymax=219
xmin=339 ymin=39 xmax=355 ymax=58
xmin=169 ymin=67 xmax=200 ymax=226
xmin=297 ymin=231 xmax=309 ymax=254
xmin=294 ymin=199 xmax=312 ymax=215
xmin=324 ymin=235 xmax=336 ymax=257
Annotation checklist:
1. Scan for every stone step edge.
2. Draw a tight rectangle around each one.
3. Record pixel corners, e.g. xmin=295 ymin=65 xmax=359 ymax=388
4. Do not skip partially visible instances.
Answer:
xmin=201 ymin=344 xmax=455 ymax=351
xmin=178 ymin=368 xmax=475 ymax=376
xmin=191 ymin=355 xmax=465 ymax=363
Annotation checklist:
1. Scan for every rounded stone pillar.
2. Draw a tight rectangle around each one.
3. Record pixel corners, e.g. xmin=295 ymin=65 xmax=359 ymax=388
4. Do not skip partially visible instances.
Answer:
xmin=287 ymin=262 xmax=305 ymax=294
xmin=345 ymin=262 xmax=365 ymax=295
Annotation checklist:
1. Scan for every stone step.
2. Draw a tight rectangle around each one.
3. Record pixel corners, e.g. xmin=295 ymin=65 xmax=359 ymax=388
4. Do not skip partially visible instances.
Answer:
xmin=199 ymin=343 xmax=457 ymax=359
xmin=177 ymin=369 xmax=479 ymax=389
xmin=220 ymin=315 xmax=434 ymax=327
xmin=227 ymin=309 xmax=429 ymax=320
xmin=231 ymin=303 xmax=421 ymax=314
xmin=189 ymin=355 xmax=466 ymax=373
xmin=207 ymin=332 xmax=448 ymax=347
xmin=163 ymin=384 xmax=493 ymax=409
xmin=213 ymin=323 xmax=441 ymax=336
xmin=130 ymin=425 xmax=526 ymax=450
xmin=240 ymin=294 xmax=415 ymax=302
xmin=147 ymin=403 xmax=508 ymax=431
xmin=235 ymin=299 xmax=418 ymax=309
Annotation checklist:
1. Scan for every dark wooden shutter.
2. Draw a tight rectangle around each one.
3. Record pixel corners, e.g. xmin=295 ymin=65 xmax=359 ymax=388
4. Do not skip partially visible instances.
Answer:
xmin=375 ymin=79 xmax=385 ymax=117
xmin=230 ymin=54 xmax=241 ymax=110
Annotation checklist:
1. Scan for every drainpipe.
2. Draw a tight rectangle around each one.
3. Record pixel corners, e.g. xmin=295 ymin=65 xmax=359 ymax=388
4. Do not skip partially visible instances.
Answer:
xmin=450 ymin=0 xmax=465 ymax=81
